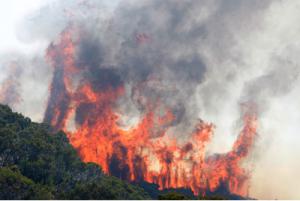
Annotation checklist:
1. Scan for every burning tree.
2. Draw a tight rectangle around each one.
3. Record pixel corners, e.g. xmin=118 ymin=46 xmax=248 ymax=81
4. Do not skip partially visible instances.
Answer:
xmin=44 ymin=26 xmax=257 ymax=197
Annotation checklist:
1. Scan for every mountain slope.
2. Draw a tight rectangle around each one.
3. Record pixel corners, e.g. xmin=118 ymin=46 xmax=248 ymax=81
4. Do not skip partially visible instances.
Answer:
xmin=0 ymin=104 xmax=150 ymax=199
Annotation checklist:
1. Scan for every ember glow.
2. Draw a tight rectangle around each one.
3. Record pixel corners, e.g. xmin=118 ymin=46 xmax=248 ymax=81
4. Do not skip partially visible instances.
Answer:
xmin=44 ymin=28 xmax=258 ymax=196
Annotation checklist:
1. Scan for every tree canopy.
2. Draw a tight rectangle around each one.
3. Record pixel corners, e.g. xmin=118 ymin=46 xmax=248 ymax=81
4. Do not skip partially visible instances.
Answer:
xmin=0 ymin=104 xmax=150 ymax=199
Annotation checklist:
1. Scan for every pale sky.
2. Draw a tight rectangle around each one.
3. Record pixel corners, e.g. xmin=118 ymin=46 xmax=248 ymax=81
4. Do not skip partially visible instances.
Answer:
xmin=0 ymin=0 xmax=52 ymax=54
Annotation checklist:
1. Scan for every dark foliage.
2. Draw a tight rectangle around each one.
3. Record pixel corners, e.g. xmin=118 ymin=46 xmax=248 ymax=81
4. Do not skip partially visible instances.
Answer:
xmin=0 ymin=104 xmax=150 ymax=199
xmin=136 ymin=180 xmax=250 ymax=200
xmin=198 ymin=195 xmax=227 ymax=200
xmin=137 ymin=181 xmax=195 ymax=199
xmin=158 ymin=191 xmax=191 ymax=200
xmin=0 ymin=166 xmax=53 ymax=199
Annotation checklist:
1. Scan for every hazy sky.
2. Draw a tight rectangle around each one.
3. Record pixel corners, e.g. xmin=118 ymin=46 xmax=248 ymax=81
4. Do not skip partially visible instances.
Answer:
xmin=0 ymin=0 xmax=50 ymax=54
xmin=1 ymin=1 xmax=300 ymax=199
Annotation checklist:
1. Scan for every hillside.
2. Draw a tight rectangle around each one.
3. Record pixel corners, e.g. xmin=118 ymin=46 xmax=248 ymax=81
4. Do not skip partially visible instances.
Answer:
xmin=0 ymin=104 xmax=250 ymax=200
xmin=0 ymin=104 xmax=150 ymax=199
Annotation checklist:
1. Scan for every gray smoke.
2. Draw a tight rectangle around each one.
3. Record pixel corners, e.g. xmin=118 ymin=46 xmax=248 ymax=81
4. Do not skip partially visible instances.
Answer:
xmin=2 ymin=0 xmax=299 ymax=152
xmin=0 ymin=60 xmax=23 ymax=107
xmin=0 ymin=54 xmax=52 ymax=121
xmin=3 ymin=0 xmax=298 ymax=154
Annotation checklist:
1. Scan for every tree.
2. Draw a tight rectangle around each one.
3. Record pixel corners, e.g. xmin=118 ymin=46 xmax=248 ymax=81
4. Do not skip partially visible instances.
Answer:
xmin=158 ymin=192 xmax=191 ymax=200
xmin=0 ymin=104 xmax=150 ymax=200
xmin=0 ymin=167 xmax=53 ymax=199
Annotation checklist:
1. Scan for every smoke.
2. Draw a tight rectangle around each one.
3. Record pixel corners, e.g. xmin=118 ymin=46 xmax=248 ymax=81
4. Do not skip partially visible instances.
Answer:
xmin=0 ymin=61 xmax=23 ymax=107
xmin=51 ymin=0 xmax=271 ymax=137
xmin=241 ymin=57 xmax=299 ymax=114
xmin=0 ymin=54 xmax=52 ymax=121
xmin=1 ymin=0 xmax=300 ymax=198
xmin=14 ymin=0 xmax=277 ymax=126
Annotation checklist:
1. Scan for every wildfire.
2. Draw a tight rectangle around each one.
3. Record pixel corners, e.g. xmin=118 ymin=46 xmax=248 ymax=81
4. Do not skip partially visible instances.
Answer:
xmin=44 ymin=28 xmax=257 ymax=196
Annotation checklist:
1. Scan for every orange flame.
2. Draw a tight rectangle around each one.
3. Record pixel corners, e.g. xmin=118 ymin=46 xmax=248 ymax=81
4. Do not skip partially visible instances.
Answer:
xmin=45 ymin=28 xmax=257 ymax=196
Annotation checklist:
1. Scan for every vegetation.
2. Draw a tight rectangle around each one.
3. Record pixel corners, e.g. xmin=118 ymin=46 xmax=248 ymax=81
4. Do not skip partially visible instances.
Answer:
xmin=0 ymin=104 xmax=150 ymax=199
xmin=158 ymin=191 xmax=191 ymax=200
xmin=157 ymin=191 xmax=231 ymax=200
xmin=0 ymin=166 xmax=53 ymax=199
xmin=198 ymin=195 xmax=226 ymax=200
xmin=0 ymin=104 xmax=248 ymax=200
